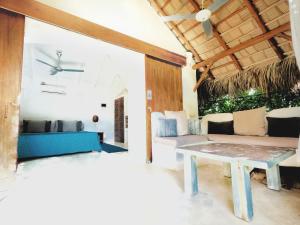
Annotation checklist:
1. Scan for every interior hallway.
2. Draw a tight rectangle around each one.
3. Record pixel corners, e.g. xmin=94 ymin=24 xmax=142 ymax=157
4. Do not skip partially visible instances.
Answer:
xmin=0 ymin=152 xmax=299 ymax=225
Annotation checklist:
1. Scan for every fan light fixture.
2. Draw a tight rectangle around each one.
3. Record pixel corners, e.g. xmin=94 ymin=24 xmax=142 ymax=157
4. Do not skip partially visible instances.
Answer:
xmin=196 ymin=9 xmax=212 ymax=22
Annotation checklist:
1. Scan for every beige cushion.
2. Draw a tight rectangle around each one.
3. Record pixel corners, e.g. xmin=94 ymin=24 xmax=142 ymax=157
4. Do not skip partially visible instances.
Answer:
xmin=201 ymin=113 xmax=233 ymax=135
xmin=154 ymin=135 xmax=208 ymax=148
xmin=165 ymin=111 xmax=188 ymax=136
xmin=267 ymin=106 xmax=300 ymax=118
xmin=207 ymin=134 xmax=298 ymax=148
xmin=233 ymin=107 xmax=266 ymax=136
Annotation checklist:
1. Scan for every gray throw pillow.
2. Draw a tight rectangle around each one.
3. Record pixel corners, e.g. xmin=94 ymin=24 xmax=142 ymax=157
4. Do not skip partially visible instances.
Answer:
xmin=23 ymin=120 xmax=51 ymax=133
xmin=156 ymin=118 xmax=177 ymax=137
xmin=56 ymin=120 xmax=83 ymax=132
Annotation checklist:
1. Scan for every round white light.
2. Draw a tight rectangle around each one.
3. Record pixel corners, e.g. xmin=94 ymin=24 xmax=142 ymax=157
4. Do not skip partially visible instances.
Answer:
xmin=196 ymin=9 xmax=212 ymax=22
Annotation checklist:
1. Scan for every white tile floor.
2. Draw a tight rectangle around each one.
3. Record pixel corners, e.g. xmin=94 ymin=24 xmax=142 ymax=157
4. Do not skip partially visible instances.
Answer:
xmin=0 ymin=152 xmax=299 ymax=225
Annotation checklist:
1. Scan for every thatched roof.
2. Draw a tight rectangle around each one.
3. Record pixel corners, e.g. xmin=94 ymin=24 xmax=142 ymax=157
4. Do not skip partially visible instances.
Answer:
xmin=149 ymin=0 xmax=294 ymax=83
xmin=198 ymin=56 xmax=300 ymax=102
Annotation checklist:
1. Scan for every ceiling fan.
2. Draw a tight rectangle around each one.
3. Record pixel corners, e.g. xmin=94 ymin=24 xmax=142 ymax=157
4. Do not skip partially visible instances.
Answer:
xmin=161 ymin=0 xmax=228 ymax=37
xmin=36 ymin=50 xmax=84 ymax=75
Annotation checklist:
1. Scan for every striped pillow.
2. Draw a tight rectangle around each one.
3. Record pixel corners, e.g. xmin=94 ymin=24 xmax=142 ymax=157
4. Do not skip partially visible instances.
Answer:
xmin=188 ymin=119 xmax=201 ymax=135
xmin=156 ymin=118 xmax=177 ymax=137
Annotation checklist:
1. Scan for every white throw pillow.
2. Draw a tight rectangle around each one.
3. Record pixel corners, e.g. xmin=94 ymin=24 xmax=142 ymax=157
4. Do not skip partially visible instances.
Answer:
xmin=165 ymin=111 xmax=188 ymax=136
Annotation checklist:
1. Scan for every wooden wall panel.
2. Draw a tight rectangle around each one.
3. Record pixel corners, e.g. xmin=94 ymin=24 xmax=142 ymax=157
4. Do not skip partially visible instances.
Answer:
xmin=145 ymin=55 xmax=183 ymax=162
xmin=0 ymin=9 xmax=25 ymax=172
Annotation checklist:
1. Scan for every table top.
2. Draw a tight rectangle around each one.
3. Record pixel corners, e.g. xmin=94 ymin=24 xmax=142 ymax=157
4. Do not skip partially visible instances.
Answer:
xmin=177 ymin=142 xmax=296 ymax=169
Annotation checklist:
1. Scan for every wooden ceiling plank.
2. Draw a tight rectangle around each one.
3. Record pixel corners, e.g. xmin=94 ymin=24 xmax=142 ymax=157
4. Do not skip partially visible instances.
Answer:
xmin=174 ymin=1 xmax=190 ymax=14
xmin=188 ymin=0 xmax=242 ymax=71
xmin=265 ymin=12 xmax=289 ymax=26
xmin=183 ymin=22 xmax=200 ymax=34
xmin=211 ymin=61 xmax=235 ymax=71
xmin=259 ymin=0 xmax=287 ymax=15
xmin=193 ymin=23 xmax=290 ymax=69
xmin=215 ymin=6 xmax=246 ymax=27
xmin=243 ymin=0 xmax=285 ymax=60
xmin=150 ymin=0 xmax=202 ymax=62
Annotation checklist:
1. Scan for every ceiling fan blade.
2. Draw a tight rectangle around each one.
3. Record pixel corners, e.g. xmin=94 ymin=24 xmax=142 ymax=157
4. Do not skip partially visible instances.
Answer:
xmin=36 ymin=59 xmax=57 ymax=68
xmin=61 ymin=69 xmax=84 ymax=72
xmin=161 ymin=13 xmax=197 ymax=22
xmin=50 ymin=70 xmax=58 ymax=75
xmin=202 ymin=20 xmax=213 ymax=38
xmin=208 ymin=0 xmax=228 ymax=13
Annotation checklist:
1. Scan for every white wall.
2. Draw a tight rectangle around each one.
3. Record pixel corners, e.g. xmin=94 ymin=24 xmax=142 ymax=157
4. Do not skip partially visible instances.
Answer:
xmin=36 ymin=0 xmax=186 ymax=55
xmin=35 ymin=0 xmax=199 ymax=117
xmin=21 ymin=19 xmax=147 ymax=155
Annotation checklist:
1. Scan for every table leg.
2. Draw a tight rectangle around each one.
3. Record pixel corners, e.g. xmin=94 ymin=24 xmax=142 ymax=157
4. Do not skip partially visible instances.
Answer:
xmin=184 ymin=154 xmax=198 ymax=196
xmin=266 ymin=164 xmax=281 ymax=191
xmin=223 ymin=162 xmax=231 ymax=178
xmin=231 ymin=162 xmax=253 ymax=221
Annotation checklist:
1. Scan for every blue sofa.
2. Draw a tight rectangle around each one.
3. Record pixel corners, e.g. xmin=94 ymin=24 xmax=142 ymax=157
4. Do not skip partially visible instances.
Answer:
xmin=18 ymin=131 xmax=102 ymax=159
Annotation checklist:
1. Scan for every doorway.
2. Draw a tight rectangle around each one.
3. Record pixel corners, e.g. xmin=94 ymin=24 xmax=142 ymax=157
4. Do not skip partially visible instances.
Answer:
xmin=114 ymin=97 xmax=124 ymax=143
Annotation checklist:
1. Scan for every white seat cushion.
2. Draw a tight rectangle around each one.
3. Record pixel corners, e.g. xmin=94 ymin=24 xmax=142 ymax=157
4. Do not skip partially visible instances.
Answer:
xmin=207 ymin=134 xmax=298 ymax=148
xmin=153 ymin=135 xmax=208 ymax=148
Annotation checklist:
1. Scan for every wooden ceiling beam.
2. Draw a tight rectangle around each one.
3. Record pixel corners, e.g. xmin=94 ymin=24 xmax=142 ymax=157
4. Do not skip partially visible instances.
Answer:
xmin=243 ymin=0 xmax=285 ymax=60
xmin=188 ymin=0 xmax=242 ymax=71
xmin=276 ymin=33 xmax=292 ymax=42
xmin=161 ymin=0 xmax=172 ymax=9
xmin=193 ymin=63 xmax=213 ymax=91
xmin=213 ymin=29 xmax=242 ymax=71
xmin=150 ymin=0 xmax=202 ymax=62
xmin=193 ymin=22 xmax=290 ymax=69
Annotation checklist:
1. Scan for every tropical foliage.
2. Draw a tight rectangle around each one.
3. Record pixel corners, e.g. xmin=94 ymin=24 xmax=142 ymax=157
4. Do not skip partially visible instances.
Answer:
xmin=199 ymin=89 xmax=300 ymax=116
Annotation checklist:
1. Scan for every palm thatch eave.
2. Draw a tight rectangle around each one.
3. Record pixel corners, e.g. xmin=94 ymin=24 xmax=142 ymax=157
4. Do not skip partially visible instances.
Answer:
xmin=198 ymin=56 xmax=300 ymax=104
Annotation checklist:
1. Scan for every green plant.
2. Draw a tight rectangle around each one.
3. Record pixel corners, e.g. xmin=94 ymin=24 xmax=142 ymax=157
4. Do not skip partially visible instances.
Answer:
xmin=199 ymin=89 xmax=300 ymax=116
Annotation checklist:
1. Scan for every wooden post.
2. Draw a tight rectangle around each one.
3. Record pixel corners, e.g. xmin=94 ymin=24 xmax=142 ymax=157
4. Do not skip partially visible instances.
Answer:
xmin=266 ymin=165 xmax=281 ymax=191
xmin=184 ymin=154 xmax=198 ymax=196
xmin=0 ymin=9 xmax=25 ymax=173
xmin=230 ymin=161 xmax=253 ymax=221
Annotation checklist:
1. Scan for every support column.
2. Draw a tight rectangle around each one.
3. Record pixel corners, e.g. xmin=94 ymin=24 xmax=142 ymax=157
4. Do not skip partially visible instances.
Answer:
xmin=184 ymin=153 xmax=198 ymax=196
xmin=231 ymin=161 xmax=253 ymax=221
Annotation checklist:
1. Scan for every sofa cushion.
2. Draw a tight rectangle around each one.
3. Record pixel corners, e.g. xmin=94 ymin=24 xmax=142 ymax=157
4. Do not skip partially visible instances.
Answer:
xmin=23 ymin=120 xmax=51 ymax=133
xmin=267 ymin=117 xmax=300 ymax=138
xmin=208 ymin=121 xmax=234 ymax=135
xmin=165 ymin=111 xmax=188 ymax=136
xmin=156 ymin=118 xmax=177 ymax=137
xmin=233 ymin=107 xmax=266 ymax=136
xmin=188 ymin=119 xmax=201 ymax=135
xmin=201 ymin=113 xmax=233 ymax=135
xmin=56 ymin=120 xmax=83 ymax=132
xmin=267 ymin=107 xmax=300 ymax=118
xmin=207 ymin=134 xmax=298 ymax=148
xmin=153 ymin=135 xmax=209 ymax=148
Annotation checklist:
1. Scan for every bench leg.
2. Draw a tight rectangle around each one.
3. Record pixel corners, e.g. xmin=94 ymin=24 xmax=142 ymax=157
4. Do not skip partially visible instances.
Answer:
xmin=266 ymin=165 xmax=281 ymax=191
xmin=231 ymin=162 xmax=253 ymax=221
xmin=184 ymin=154 xmax=198 ymax=196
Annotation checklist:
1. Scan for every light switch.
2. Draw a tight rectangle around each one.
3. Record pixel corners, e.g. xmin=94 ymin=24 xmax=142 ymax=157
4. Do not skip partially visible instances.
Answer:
xmin=147 ymin=90 xmax=152 ymax=100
